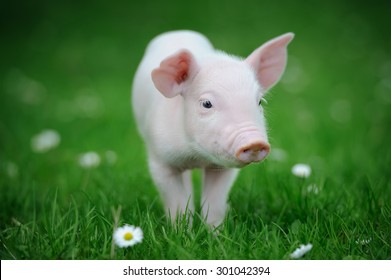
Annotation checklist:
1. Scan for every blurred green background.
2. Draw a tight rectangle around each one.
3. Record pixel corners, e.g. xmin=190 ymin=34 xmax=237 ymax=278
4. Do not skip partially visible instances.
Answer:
xmin=0 ymin=0 xmax=390 ymax=259
xmin=1 ymin=0 xmax=390 ymax=166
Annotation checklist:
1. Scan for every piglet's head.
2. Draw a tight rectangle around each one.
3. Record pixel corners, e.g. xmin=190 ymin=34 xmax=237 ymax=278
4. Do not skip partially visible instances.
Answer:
xmin=151 ymin=33 xmax=294 ymax=167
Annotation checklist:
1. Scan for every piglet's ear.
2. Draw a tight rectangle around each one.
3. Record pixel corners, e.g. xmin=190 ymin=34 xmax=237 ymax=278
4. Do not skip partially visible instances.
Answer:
xmin=245 ymin=33 xmax=294 ymax=91
xmin=151 ymin=49 xmax=196 ymax=98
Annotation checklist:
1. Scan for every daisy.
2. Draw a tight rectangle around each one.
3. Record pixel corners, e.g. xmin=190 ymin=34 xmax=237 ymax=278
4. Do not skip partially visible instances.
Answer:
xmin=113 ymin=225 xmax=143 ymax=248
xmin=291 ymin=163 xmax=311 ymax=178
xmin=355 ymin=237 xmax=372 ymax=245
xmin=78 ymin=151 xmax=101 ymax=168
xmin=31 ymin=129 xmax=60 ymax=153
xmin=290 ymin=243 xmax=313 ymax=259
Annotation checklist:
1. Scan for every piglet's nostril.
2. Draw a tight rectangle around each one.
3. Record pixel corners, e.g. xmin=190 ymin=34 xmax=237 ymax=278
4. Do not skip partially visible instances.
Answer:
xmin=236 ymin=142 xmax=270 ymax=164
xmin=243 ymin=146 xmax=261 ymax=153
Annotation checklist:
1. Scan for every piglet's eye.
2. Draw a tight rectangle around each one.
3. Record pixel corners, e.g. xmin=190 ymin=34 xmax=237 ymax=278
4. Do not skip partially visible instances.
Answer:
xmin=202 ymin=100 xmax=213 ymax=109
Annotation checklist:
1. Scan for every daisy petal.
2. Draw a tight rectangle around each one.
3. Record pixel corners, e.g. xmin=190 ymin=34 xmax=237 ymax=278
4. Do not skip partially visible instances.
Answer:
xmin=290 ymin=243 xmax=313 ymax=258
xmin=113 ymin=225 xmax=143 ymax=248
xmin=31 ymin=129 xmax=61 ymax=153
xmin=79 ymin=152 xmax=101 ymax=168
xmin=291 ymin=163 xmax=311 ymax=178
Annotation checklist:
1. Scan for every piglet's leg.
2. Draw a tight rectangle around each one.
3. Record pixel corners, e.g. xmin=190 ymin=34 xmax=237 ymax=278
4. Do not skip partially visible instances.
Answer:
xmin=201 ymin=168 xmax=239 ymax=227
xmin=148 ymin=155 xmax=194 ymax=222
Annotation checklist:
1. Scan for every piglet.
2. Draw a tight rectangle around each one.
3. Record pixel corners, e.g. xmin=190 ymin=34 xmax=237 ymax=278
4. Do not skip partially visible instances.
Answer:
xmin=132 ymin=30 xmax=294 ymax=227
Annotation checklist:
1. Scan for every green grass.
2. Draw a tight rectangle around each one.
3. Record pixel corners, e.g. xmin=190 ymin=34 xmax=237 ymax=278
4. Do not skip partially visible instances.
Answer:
xmin=1 ymin=0 xmax=391 ymax=259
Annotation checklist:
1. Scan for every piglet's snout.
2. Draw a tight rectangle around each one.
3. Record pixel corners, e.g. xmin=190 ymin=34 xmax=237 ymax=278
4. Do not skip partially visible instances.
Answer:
xmin=235 ymin=141 xmax=270 ymax=164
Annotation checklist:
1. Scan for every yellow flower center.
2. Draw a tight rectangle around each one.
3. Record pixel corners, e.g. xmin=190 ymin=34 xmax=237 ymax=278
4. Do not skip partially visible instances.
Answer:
xmin=124 ymin=232 xmax=133 ymax=241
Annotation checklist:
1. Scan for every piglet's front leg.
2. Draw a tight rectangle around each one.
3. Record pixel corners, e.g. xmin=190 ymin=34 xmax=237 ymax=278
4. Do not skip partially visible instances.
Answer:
xmin=201 ymin=168 xmax=239 ymax=227
xmin=148 ymin=155 xmax=194 ymax=222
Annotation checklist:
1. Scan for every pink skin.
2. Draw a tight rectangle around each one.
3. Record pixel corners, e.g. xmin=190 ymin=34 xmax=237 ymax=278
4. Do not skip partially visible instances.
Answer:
xmin=132 ymin=30 xmax=294 ymax=227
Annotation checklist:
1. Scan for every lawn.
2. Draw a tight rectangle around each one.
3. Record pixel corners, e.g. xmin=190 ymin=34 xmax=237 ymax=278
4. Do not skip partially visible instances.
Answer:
xmin=1 ymin=0 xmax=390 ymax=259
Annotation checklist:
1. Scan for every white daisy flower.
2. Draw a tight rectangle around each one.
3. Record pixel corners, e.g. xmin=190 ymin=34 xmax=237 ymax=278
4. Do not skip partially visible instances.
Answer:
xmin=113 ymin=225 xmax=143 ymax=248
xmin=79 ymin=151 xmax=101 ymax=168
xmin=291 ymin=163 xmax=311 ymax=178
xmin=355 ymin=237 xmax=372 ymax=245
xmin=290 ymin=243 xmax=313 ymax=259
xmin=31 ymin=129 xmax=61 ymax=153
